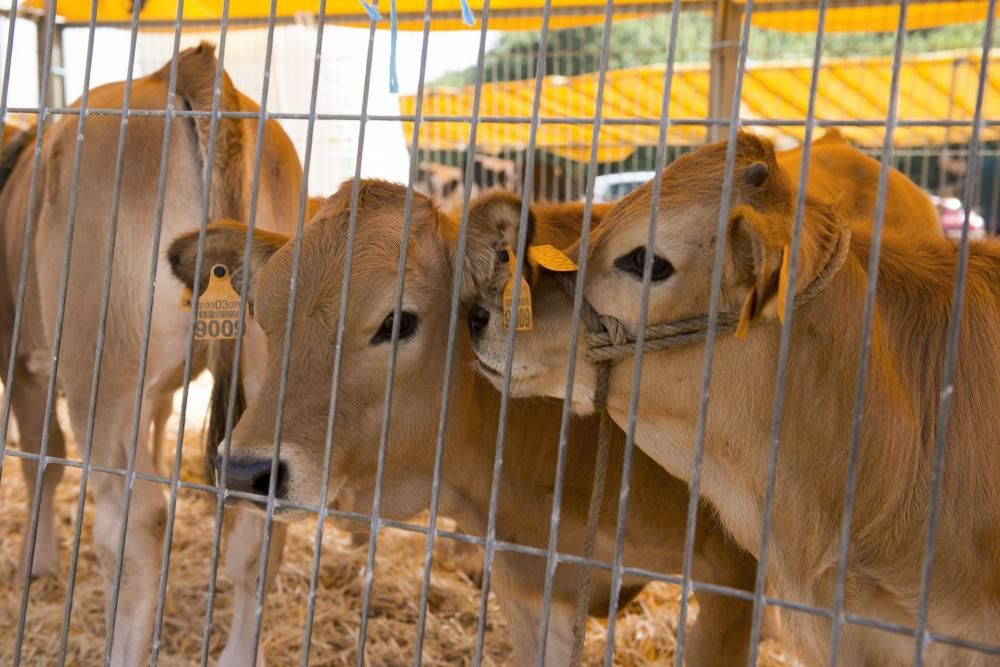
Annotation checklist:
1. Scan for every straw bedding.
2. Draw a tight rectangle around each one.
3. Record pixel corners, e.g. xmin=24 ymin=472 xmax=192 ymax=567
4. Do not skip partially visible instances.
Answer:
xmin=0 ymin=376 xmax=797 ymax=665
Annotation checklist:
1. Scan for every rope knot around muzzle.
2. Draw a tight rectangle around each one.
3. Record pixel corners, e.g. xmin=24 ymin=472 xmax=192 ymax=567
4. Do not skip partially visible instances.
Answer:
xmin=568 ymin=224 xmax=852 ymax=366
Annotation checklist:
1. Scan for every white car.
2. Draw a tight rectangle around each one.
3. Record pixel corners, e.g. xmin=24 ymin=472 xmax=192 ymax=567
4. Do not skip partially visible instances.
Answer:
xmin=591 ymin=171 xmax=656 ymax=202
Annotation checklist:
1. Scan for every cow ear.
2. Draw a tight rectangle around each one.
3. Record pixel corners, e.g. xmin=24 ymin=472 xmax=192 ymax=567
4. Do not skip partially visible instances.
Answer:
xmin=456 ymin=191 xmax=535 ymax=302
xmin=728 ymin=205 xmax=790 ymax=335
xmin=167 ymin=219 xmax=288 ymax=308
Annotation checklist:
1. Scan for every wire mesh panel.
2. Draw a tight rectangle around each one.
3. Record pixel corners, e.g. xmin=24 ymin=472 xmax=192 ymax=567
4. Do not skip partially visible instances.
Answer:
xmin=0 ymin=1 xmax=998 ymax=666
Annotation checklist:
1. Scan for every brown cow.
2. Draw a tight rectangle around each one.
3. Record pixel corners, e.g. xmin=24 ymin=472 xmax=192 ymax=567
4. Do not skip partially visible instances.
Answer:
xmin=168 ymin=183 xmax=778 ymax=665
xmin=466 ymin=131 xmax=1000 ymax=664
xmin=778 ymin=128 xmax=942 ymax=239
xmin=5 ymin=44 xmax=302 ymax=665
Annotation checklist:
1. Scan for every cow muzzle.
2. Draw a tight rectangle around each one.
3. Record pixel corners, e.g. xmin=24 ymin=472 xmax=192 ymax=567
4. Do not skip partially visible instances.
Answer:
xmin=217 ymin=455 xmax=289 ymax=502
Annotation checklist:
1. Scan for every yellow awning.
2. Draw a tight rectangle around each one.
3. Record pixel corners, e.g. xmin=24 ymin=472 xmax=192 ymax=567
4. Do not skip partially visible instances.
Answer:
xmin=29 ymin=0 xmax=1000 ymax=32
xmin=400 ymin=50 xmax=1000 ymax=161
xmin=30 ymin=0 xmax=690 ymax=30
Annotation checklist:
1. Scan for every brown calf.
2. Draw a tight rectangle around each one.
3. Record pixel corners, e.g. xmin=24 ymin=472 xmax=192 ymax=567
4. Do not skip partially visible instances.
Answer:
xmin=5 ymin=44 xmax=303 ymax=665
xmin=468 ymin=131 xmax=1000 ymax=665
xmin=168 ymin=182 xmax=775 ymax=665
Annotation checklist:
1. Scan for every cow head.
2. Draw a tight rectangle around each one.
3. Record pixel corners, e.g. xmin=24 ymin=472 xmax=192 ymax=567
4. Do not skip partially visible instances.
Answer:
xmin=467 ymin=132 xmax=836 ymax=412
xmin=168 ymin=179 xmax=557 ymax=521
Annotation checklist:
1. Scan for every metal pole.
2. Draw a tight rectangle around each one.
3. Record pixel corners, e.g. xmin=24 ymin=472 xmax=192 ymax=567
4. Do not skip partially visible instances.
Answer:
xmin=708 ymin=0 xmax=740 ymax=142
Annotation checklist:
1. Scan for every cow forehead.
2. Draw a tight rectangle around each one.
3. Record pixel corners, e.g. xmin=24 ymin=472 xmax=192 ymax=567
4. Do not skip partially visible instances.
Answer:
xmin=254 ymin=201 xmax=447 ymax=328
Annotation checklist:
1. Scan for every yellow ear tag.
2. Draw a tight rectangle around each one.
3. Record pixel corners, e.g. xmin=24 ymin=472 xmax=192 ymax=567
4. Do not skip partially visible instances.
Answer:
xmin=528 ymin=244 xmax=577 ymax=271
xmin=777 ymin=244 xmax=791 ymax=324
xmin=502 ymin=245 xmax=533 ymax=331
xmin=735 ymin=286 xmax=756 ymax=341
xmin=190 ymin=264 xmax=245 ymax=340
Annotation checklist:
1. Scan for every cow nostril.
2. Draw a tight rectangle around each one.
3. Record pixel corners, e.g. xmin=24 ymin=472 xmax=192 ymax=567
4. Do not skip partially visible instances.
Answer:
xmin=223 ymin=457 xmax=289 ymax=500
xmin=468 ymin=304 xmax=490 ymax=337
xmin=251 ymin=469 xmax=271 ymax=495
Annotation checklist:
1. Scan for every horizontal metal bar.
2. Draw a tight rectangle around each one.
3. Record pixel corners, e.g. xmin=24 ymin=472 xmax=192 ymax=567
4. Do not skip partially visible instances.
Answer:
xmin=9 ymin=107 xmax=996 ymax=133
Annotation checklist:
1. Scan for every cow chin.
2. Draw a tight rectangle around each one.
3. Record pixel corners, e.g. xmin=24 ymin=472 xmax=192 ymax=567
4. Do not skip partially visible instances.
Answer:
xmin=472 ymin=355 xmax=540 ymax=396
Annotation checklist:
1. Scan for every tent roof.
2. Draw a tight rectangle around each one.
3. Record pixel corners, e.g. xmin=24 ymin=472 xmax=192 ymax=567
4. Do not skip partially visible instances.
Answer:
xmin=399 ymin=49 xmax=999 ymax=162
xmin=27 ymin=0 xmax=1000 ymax=32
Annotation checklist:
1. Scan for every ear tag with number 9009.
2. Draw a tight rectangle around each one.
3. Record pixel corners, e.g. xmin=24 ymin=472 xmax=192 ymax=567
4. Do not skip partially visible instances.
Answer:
xmin=178 ymin=264 xmax=245 ymax=340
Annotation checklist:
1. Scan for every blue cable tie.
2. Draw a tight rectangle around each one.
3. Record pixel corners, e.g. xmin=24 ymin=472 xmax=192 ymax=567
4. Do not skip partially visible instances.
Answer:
xmin=389 ymin=0 xmax=399 ymax=93
xmin=459 ymin=0 xmax=475 ymax=26
xmin=358 ymin=0 xmax=383 ymax=21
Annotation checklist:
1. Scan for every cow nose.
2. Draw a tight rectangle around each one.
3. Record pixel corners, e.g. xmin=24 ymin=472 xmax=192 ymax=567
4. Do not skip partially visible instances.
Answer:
xmin=217 ymin=456 xmax=288 ymax=499
xmin=467 ymin=304 xmax=490 ymax=337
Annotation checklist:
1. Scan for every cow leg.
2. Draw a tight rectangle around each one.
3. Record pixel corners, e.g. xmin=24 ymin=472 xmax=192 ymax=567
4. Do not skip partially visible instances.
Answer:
xmin=11 ymin=361 xmax=66 ymax=579
xmin=684 ymin=531 xmax=759 ymax=667
xmin=218 ymin=508 xmax=288 ymax=667
xmin=489 ymin=556 xmax=575 ymax=667
xmin=149 ymin=392 xmax=174 ymax=475
xmin=80 ymin=396 xmax=166 ymax=667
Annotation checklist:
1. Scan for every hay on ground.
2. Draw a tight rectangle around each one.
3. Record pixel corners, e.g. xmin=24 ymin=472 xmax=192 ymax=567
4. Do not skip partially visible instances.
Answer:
xmin=0 ymin=376 xmax=797 ymax=665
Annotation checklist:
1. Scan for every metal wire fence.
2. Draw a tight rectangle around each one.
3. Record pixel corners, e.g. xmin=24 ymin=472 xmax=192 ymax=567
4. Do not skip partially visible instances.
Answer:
xmin=1 ymin=0 xmax=998 ymax=665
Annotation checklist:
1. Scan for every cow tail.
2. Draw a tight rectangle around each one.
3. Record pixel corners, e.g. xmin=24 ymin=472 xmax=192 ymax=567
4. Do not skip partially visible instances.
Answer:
xmin=205 ymin=339 xmax=246 ymax=485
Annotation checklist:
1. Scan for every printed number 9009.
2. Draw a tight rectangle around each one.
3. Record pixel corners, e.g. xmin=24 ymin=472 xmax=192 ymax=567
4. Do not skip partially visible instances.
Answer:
xmin=195 ymin=319 xmax=237 ymax=338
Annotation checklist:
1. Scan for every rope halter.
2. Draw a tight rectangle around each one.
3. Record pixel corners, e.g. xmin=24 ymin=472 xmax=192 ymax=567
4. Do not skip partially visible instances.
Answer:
xmin=564 ymin=223 xmax=853 ymax=370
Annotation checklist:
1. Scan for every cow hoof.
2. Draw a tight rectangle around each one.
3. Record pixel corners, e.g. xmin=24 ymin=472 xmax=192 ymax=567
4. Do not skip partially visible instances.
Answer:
xmin=19 ymin=543 xmax=61 ymax=581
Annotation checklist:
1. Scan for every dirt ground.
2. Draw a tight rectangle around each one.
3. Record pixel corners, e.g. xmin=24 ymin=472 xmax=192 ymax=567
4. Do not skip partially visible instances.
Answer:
xmin=0 ymin=375 xmax=799 ymax=665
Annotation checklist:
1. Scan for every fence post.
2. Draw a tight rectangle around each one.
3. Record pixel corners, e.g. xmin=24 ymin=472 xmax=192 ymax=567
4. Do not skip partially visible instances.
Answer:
xmin=708 ymin=0 xmax=740 ymax=142
xmin=35 ymin=13 xmax=64 ymax=111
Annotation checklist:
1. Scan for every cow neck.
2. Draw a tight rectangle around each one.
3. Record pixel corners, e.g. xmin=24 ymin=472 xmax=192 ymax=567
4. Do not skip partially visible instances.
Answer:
xmin=431 ymin=334 xmax=540 ymax=539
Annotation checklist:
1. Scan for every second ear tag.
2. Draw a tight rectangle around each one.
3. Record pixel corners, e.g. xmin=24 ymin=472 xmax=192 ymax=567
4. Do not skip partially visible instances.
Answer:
xmin=502 ymin=245 xmax=532 ymax=331
xmin=528 ymin=244 xmax=577 ymax=271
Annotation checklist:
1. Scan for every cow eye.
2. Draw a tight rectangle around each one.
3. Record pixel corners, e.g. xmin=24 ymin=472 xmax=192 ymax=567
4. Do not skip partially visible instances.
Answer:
xmin=371 ymin=310 xmax=419 ymax=345
xmin=614 ymin=246 xmax=674 ymax=282
xmin=496 ymin=247 xmax=509 ymax=264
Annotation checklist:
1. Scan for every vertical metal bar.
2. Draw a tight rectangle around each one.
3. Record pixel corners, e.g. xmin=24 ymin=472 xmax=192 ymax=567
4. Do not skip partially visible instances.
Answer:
xmin=355 ymin=3 xmax=436 ymax=662
xmin=534 ymin=1 xmax=613 ymax=663
xmin=668 ymin=1 xmax=755 ymax=665
xmin=745 ymin=2 xmax=827 ymax=663
xmin=0 ymin=0 xmax=24 ymax=477
xmin=247 ymin=0 xmax=319 ymax=662
xmin=300 ymin=18 xmax=378 ymax=667
xmin=989 ymin=153 xmax=1000 ymax=235
xmin=56 ymin=1 xmax=187 ymax=661
xmin=472 ymin=1 xmax=553 ymax=664
xmin=223 ymin=0 xmax=292 ymax=664
xmin=148 ymin=3 xmax=207 ymax=663
xmin=596 ymin=1 xmax=684 ymax=663
xmin=0 ymin=0 xmax=52 ymax=503
xmin=827 ymin=4 xmax=911 ymax=664
xmin=192 ymin=6 xmax=249 ymax=664
xmin=1 ymin=0 xmax=58 ymax=653
xmin=103 ymin=4 xmax=235 ymax=664
xmin=0 ymin=1 xmax=21 ymax=126
xmin=12 ymin=1 xmax=99 ymax=661
xmin=411 ymin=3 xmax=492 ymax=664
xmin=914 ymin=7 xmax=996 ymax=664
